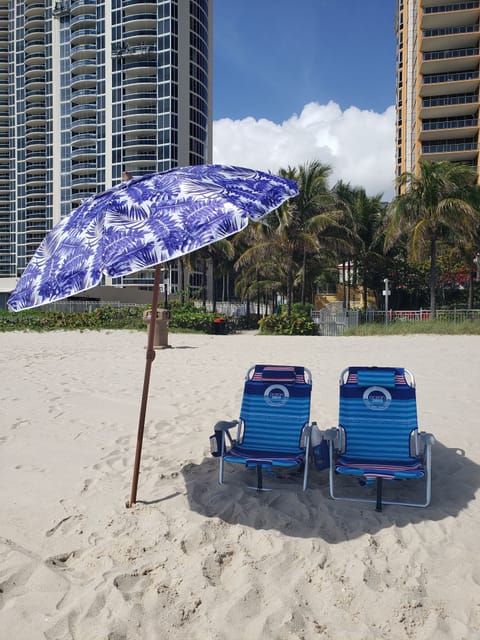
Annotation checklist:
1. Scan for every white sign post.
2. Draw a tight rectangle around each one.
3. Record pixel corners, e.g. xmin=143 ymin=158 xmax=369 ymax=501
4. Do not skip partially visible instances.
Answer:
xmin=383 ymin=278 xmax=390 ymax=324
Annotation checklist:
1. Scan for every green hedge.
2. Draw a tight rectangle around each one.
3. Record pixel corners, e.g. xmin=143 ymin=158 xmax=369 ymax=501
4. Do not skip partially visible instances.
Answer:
xmin=0 ymin=304 xmax=235 ymax=334
xmin=0 ymin=306 xmax=146 ymax=331
xmin=258 ymin=313 xmax=318 ymax=335
xmin=1 ymin=305 xmax=316 ymax=335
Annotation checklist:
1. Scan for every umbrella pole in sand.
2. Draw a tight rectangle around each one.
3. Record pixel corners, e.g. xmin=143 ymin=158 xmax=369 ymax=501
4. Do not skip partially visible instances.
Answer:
xmin=127 ymin=263 xmax=162 ymax=507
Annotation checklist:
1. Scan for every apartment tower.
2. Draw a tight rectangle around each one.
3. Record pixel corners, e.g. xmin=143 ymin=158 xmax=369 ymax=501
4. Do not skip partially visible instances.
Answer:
xmin=396 ymin=0 xmax=480 ymax=192
xmin=0 ymin=0 xmax=213 ymax=301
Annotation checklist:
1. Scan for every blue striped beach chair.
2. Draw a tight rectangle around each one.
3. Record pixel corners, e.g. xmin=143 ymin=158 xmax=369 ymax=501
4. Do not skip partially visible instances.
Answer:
xmin=325 ymin=366 xmax=435 ymax=511
xmin=211 ymin=364 xmax=313 ymax=491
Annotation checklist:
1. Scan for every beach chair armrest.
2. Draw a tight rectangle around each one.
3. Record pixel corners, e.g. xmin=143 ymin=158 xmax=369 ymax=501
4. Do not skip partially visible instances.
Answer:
xmin=419 ymin=432 xmax=435 ymax=447
xmin=300 ymin=423 xmax=312 ymax=448
xmin=324 ymin=428 xmax=340 ymax=447
xmin=210 ymin=420 xmax=239 ymax=457
xmin=214 ymin=420 xmax=239 ymax=433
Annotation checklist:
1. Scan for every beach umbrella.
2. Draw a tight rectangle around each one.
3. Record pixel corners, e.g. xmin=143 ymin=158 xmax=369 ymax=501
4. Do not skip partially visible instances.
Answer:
xmin=7 ymin=164 xmax=298 ymax=505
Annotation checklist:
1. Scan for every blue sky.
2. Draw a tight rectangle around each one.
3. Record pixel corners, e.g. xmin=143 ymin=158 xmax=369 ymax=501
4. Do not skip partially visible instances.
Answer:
xmin=212 ymin=1 xmax=397 ymax=199
xmin=213 ymin=0 xmax=397 ymax=122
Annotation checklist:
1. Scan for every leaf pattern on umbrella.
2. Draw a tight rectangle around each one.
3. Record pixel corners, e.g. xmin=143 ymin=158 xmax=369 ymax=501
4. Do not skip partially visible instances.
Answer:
xmin=8 ymin=164 xmax=298 ymax=311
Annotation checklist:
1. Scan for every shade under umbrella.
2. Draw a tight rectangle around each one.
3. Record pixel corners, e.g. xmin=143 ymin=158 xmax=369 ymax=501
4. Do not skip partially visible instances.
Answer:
xmin=8 ymin=164 xmax=298 ymax=505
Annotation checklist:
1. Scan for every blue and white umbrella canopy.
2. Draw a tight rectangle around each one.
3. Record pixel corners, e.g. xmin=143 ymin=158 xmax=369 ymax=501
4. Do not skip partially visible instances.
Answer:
xmin=8 ymin=164 xmax=298 ymax=311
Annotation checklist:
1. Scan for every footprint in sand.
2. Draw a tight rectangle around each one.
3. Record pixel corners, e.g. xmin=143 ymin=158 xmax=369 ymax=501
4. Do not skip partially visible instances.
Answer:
xmin=45 ymin=514 xmax=84 ymax=538
xmin=44 ymin=551 xmax=77 ymax=571
xmin=15 ymin=463 xmax=47 ymax=473
xmin=0 ymin=565 xmax=35 ymax=609
xmin=11 ymin=418 xmax=29 ymax=431
xmin=113 ymin=572 xmax=152 ymax=601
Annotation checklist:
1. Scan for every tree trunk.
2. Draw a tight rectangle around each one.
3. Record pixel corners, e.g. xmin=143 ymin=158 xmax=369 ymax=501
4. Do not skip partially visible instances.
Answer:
xmin=202 ymin=257 xmax=207 ymax=310
xmin=256 ymin=270 xmax=260 ymax=315
xmin=301 ymin=246 xmax=307 ymax=306
xmin=362 ymin=271 xmax=368 ymax=312
xmin=180 ymin=258 xmax=186 ymax=304
xmin=429 ymin=238 xmax=437 ymax=318
xmin=286 ymin=268 xmax=293 ymax=316
xmin=212 ymin=257 xmax=217 ymax=313
xmin=468 ymin=266 xmax=474 ymax=309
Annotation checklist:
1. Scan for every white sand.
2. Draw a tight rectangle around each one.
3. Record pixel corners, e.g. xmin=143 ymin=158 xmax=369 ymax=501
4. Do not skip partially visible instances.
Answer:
xmin=1 ymin=329 xmax=479 ymax=639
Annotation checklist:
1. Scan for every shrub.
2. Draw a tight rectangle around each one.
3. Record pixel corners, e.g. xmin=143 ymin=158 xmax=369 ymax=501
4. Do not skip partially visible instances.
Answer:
xmin=258 ymin=313 xmax=318 ymax=336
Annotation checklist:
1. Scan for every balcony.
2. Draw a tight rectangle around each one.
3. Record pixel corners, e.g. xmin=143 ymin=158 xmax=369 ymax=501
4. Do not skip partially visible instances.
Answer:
xmin=70 ymin=29 xmax=97 ymax=47
xmin=123 ymin=75 xmax=157 ymax=86
xmin=71 ymin=88 xmax=97 ymax=104
xmin=71 ymin=59 xmax=97 ymax=75
xmin=422 ymin=46 xmax=480 ymax=73
xmin=122 ymin=29 xmax=156 ymax=42
xmin=71 ymin=118 xmax=96 ymax=133
xmin=123 ymin=138 xmax=157 ymax=147
xmin=71 ymin=44 xmax=97 ymax=61
xmin=70 ymin=0 xmax=97 ymax=13
xmin=72 ymin=132 xmax=97 ymax=145
xmin=71 ymin=161 xmax=97 ymax=173
xmin=25 ymin=162 xmax=47 ymax=172
xmin=25 ymin=65 xmax=46 ymax=78
xmin=71 ymin=75 xmax=96 ymax=91
xmin=25 ymin=14 xmax=45 ymax=28
xmin=123 ymin=152 xmax=157 ymax=163
xmin=70 ymin=14 xmax=96 ymax=28
xmin=123 ymin=121 xmax=157 ymax=133
xmin=24 ymin=40 xmax=45 ymax=54
xmin=25 ymin=2 xmax=45 ymax=15
xmin=122 ymin=106 xmax=157 ymax=117
xmin=71 ymin=103 xmax=97 ymax=117
xmin=71 ymin=146 xmax=97 ymax=159
xmin=71 ymin=190 xmax=95 ymax=201
xmin=422 ymin=3 xmax=480 ymax=32
xmin=25 ymin=198 xmax=47 ymax=208
xmin=421 ymin=136 xmax=478 ymax=161
xmin=25 ymin=126 xmax=47 ymax=138
xmin=71 ymin=174 xmax=97 ymax=187
xmin=25 ymin=52 xmax=46 ymax=64
xmin=25 ymin=101 xmax=45 ymax=112
xmin=421 ymin=69 xmax=480 ymax=96
xmin=423 ymin=22 xmax=480 ymax=51
xmin=421 ymin=115 xmax=479 ymax=140
xmin=26 ymin=173 xmax=47 ymax=184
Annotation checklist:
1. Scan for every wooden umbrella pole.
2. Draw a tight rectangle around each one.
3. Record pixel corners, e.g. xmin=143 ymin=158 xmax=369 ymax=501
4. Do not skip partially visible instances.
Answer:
xmin=127 ymin=263 xmax=162 ymax=507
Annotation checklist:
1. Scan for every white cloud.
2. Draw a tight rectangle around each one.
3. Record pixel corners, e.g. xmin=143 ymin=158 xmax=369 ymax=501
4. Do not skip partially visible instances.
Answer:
xmin=213 ymin=101 xmax=396 ymax=200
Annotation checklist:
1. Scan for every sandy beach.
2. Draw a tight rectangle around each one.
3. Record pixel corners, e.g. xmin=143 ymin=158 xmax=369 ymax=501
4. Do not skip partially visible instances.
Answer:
xmin=1 ymin=329 xmax=479 ymax=639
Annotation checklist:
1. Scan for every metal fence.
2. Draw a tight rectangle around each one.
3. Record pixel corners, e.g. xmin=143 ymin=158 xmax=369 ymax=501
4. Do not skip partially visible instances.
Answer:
xmin=311 ymin=308 xmax=480 ymax=336
xmin=38 ymin=300 xmax=143 ymax=313
xmin=311 ymin=309 xmax=360 ymax=336
xmin=365 ymin=309 xmax=480 ymax=324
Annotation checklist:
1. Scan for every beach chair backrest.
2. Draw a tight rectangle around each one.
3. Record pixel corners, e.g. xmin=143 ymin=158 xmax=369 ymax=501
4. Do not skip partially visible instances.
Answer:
xmin=240 ymin=365 xmax=311 ymax=453
xmin=339 ymin=366 xmax=418 ymax=462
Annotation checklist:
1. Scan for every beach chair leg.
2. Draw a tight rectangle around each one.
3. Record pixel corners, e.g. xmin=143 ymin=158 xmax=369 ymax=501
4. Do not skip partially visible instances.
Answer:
xmin=256 ymin=464 xmax=263 ymax=491
xmin=375 ymin=478 xmax=383 ymax=512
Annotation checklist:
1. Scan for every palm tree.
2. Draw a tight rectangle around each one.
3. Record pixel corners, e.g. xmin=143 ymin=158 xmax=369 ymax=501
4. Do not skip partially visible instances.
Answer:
xmin=235 ymin=161 xmax=350 ymax=315
xmin=332 ymin=182 xmax=387 ymax=310
xmin=190 ymin=238 xmax=235 ymax=310
xmin=235 ymin=202 xmax=301 ymax=314
xmin=281 ymin=162 xmax=333 ymax=305
xmin=385 ymin=161 xmax=479 ymax=316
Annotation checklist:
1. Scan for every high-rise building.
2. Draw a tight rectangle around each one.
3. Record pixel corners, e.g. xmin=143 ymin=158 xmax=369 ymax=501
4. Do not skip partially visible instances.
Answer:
xmin=395 ymin=0 xmax=480 ymax=192
xmin=0 ymin=0 xmax=212 ymax=302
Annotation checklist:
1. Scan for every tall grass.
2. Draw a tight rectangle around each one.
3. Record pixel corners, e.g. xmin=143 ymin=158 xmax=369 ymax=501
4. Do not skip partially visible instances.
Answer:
xmin=343 ymin=320 xmax=480 ymax=336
